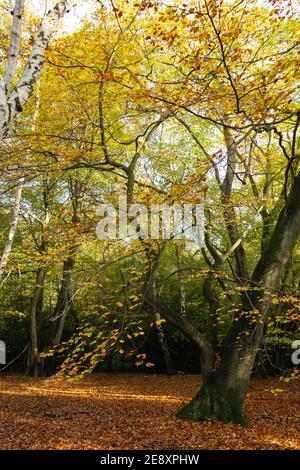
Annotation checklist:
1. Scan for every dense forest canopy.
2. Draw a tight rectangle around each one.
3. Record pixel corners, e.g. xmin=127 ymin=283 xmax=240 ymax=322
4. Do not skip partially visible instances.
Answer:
xmin=0 ymin=0 xmax=299 ymax=426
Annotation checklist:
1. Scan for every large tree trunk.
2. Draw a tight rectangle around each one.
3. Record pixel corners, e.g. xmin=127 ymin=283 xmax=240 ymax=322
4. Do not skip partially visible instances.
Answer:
xmin=176 ymin=364 xmax=249 ymax=426
xmin=177 ymin=173 xmax=300 ymax=425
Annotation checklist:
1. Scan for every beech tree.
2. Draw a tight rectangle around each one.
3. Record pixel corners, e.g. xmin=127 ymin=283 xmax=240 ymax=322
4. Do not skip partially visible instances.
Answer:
xmin=138 ymin=0 xmax=300 ymax=424
xmin=0 ymin=0 xmax=299 ymax=427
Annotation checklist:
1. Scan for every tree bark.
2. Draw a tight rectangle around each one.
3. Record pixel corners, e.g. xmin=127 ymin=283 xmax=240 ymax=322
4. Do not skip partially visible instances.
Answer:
xmin=152 ymin=281 xmax=175 ymax=375
xmin=145 ymin=294 xmax=215 ymax=381
xmin=26 ymin=266 xmax=46 ymax=377
xmin=3 ymin=0 xmax=25 ymax=89
xmin=51 ymin=254 xmax=76 ymax=347
xmin=41 ymin=176 xmax=81 ymax=375
xmin=175 ymin=244 xmax=186 ymax=319
xmin=0 ymin=0 xmax=76 ymax=140
xmin=0 ymin=1 xmax=25 ymax=279
xmin=221 ymin=126 xmax=248 ymax=280
xmin=0 ymin=178 xmax=24 ymax=280
xmin=26 ymin=179 xmax=52 ymax=376
xmin=0 ymin=0 xmax=25 ymax=128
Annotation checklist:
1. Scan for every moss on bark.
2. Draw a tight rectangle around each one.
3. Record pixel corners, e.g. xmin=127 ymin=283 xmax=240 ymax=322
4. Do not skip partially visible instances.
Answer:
xmin=176 ymin=381 xmax=248 ymax=426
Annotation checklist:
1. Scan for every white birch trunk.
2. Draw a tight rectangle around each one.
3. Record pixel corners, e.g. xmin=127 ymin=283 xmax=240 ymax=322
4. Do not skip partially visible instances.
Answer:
xmin=0 ymin=0 xmax=25 ymax=133
xmin=0 ymin=0 xmax=77 ymax=140
xmin=0 ymin=79 xmax=41 ymax=282
xmin=4 ymin=0 xmax=25 ymax=88
xmin=0 ymin=178 xmax=24 ymax=281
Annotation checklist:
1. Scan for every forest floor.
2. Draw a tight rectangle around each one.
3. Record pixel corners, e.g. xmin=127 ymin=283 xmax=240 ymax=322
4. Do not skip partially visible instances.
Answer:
xmin=0 ymin=373 xmax=299 ymax=450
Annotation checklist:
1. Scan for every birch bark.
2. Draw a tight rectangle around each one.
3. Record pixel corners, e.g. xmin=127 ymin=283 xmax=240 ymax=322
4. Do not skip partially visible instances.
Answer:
xmin=0 ymin=178 xmax=24 ymax=281
xmin=0 ymin=0 xmax=77 ymax=140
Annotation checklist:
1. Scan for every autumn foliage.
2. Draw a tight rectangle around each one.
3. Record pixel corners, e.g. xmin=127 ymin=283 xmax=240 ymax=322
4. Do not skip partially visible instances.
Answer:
xmin=0 ymin=0 xmax=299 ymax=446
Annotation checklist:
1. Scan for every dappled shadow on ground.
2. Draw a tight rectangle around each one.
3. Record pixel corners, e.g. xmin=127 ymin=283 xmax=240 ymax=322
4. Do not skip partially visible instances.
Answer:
xmin=0 ymin=373 xmax=299 ymax=449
